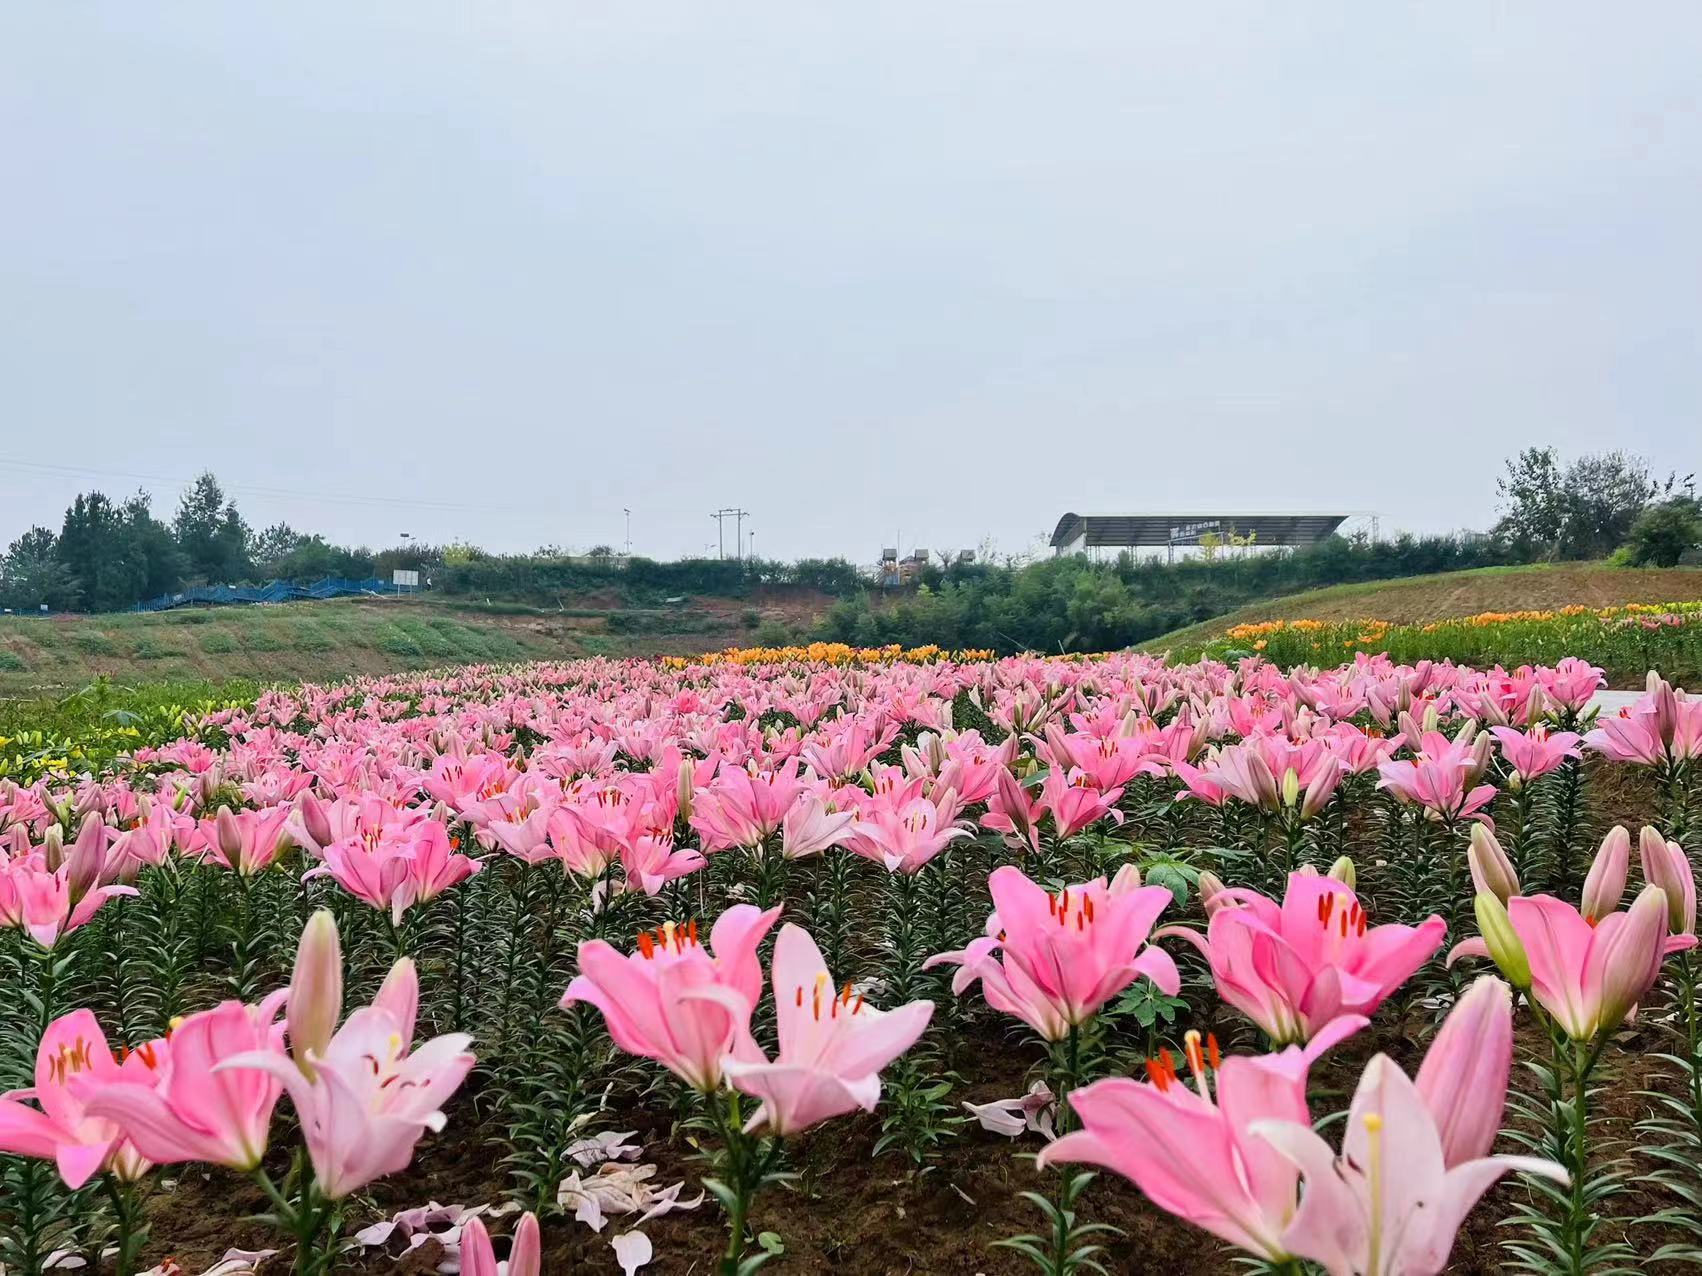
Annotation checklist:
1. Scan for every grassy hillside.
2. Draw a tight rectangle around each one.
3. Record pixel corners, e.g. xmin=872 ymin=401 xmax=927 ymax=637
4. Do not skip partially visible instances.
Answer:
xmin=1139 ymin=563 xmax=1702 ymax=659
xmin=0 ymin=592 xmax=824 ymax=696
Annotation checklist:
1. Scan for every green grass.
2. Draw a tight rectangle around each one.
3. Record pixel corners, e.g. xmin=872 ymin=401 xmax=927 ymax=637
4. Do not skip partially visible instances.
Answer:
xmin=0 ymin=594 xmax=791 ymax=697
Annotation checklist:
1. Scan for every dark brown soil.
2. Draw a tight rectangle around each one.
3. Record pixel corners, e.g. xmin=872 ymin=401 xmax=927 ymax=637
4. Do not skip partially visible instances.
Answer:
xmin=135 ymin=1003 xmax=1698 ymax=1276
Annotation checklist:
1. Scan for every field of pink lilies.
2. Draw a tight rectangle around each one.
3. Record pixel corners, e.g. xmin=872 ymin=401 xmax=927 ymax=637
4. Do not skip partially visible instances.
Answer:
xmin=2 ymin=650 xmax=1700 ymax=1276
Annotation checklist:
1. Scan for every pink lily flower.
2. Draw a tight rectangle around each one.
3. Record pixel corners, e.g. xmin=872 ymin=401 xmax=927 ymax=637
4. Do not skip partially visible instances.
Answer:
xmin=1250 ymin=979 xmax=1567 ymax=1276
xmin=1 ymin=853 xmax=135 ymax=950
xmin=303 ymin=836 xmax=411 ymax=918
xmin=722 ymin=923 xmax=934 ymax=1135
xmin=1450 ymin=885 xmax=1695 ymax=1040
xmin=561 ymin=905 xmax=781 ymax=1091
xmin=619 ymin=833 xmax=705 ymax=896
xmin=1171 ymin=760 xmax=1229 ymax=807
xmin=1037 ymin=725 xmax=1165 ymax=791
xmin=82 ymin=992 xmax=290 ymax=1170
xmin=1376 ymin=735 xmax=1498 ymax=823
xmin=979 ymin=767 xmax=1044 ymax=858
xmin=1037 ymin=1017 xmax=1365 ymax=1264
xmin=1160 ymin=873 xmax=1445 ymax=1045
xmin=0 ymin=1009 xmax=166 ymax=1187
xmin=482 ymin=797 xmax=562 ymax=865
xmin=305 ymin=823 xmax=478 ymax=924
xmin=1489 ymin=724 xmax=1581 ymax=783
xmin=845 ymin=790 xmax=971 ymax=874
xmin=925 ymin=865 xmax=1178 ymax=1040
xmin=199 ymin=805 xmax=293 ymax=875
xmin=779 ymin=793 xmax=856 ymax=861
xmin=220 ymin=957 xmax=474 ymax=1198
xmin=390 ymin=822 xmax=481 ymax=917
xmin=688 ymin=761 xmax=806 ymax=851
xmin=1585 ymin=677 xmax=1702 ymax=765
xmin=1039 ymin=767 xmax=1125 ymax=839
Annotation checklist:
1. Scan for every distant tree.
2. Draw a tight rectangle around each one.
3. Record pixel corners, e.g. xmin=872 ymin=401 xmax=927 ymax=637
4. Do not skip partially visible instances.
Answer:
xmin=121 ymin=492 xmax=188 ymax=600
xmin=1557 ymin=451 xmax=1661 ymax=558
xmin=1495 ymin=447 xmax=1570 ymax=551
xmin=57 ymin=491 xmax=159 ymax=610
xmin=270 ymin=535 xmax=374 ymax=581
xmin=1495 ymin=447 xmax=1671 ymax=559
xmin=1625 ymin=496 xmax=1702 ymax=567
xmin=174 ymin=472 xmax=251 ymax=582
xmin=250 ymin=522 xmax=305 ymax=575
xmin=0 ymin=527 xmax=79 ymax=611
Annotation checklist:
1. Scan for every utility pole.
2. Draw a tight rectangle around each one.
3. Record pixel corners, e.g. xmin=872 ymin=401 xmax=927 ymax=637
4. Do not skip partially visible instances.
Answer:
xmin=711 ymin=508 xmax=749 ymax=560
xmin=623 ymin=508 xmax=631 ymax=557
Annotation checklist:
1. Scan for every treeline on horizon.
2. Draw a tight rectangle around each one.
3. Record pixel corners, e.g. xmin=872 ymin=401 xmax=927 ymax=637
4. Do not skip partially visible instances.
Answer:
xmin=0 ymin=449 xmax=1696 ymax=649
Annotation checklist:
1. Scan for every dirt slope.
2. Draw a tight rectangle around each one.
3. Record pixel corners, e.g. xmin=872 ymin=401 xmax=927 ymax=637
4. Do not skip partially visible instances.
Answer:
xmin=0 ymin=592 xmax=825 ymax=695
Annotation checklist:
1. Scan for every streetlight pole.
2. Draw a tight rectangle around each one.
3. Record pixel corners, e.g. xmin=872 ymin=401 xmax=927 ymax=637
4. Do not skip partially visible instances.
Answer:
xmin=623 ymin=508 xmax=631 ymax=557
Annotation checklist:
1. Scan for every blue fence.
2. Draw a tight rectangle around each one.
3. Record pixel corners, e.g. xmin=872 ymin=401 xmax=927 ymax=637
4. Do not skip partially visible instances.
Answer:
xmin=131 ymin=576 xmax=413 ymax=613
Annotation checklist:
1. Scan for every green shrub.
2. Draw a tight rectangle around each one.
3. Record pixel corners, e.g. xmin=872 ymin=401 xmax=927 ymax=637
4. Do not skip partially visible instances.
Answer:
xmin=131 ymin=638 xmax=184 ymax=660
xmin=199 ymin=631 xmax=238 ymax=654
xmin=1625 ymin=498 xmax=1702 ymax=568
xmin=0 ymin=650 xmax=26 ymax=672
xmin=754 ymin=618 xmax=794 ymax=647
xmin=71 ymin=631 xmax=118 ymax=655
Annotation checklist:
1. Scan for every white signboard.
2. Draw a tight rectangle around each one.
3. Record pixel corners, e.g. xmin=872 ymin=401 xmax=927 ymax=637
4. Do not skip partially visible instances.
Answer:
xmin=392 ymin=569 xmax=420 ymax=590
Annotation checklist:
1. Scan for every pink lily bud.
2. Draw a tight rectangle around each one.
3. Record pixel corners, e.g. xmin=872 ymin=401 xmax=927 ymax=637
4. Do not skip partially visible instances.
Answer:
xmin=1295 ymin=863 xmax=1320 ymax=877
xmin=1328 ymin=856 xmax=1357 ymax=889
xmin=65 ymin=815 xmax=110 ymax=903
xmin=1196 ymin=870 xmax=1229 ymax=915
xmin=1109 ymin=862 xmax=1143 ymax=894
xmin=288 ymin=910 xmax=343 ymax=1077
xmin=1580 ymin=826 xmax=1630 ymax=923
xmin=1300 ymin=765 xmax=1340 ymax=820
xmin=296 ymin=796 xmax=331 ymax=854
xmin=374 ymin=957 xmax=421 ymax=1046
xmin=1465 ymin=732 xmax=1494 ymax=785
xmin=509 ymin=1211 xmax=541 ymax=1276
xmin=1640 ymin=825 xmax=1696 ymax=935
xmin=214 ymin=805 xmax=244 ymax=863
xmin=40 ymin=824 xmax=65 ymax=871
xmin=1651 ymin=674 xmax=1679 ymax=748
xmin=1467 ymin=825 xmax=1520 ymax=904
xmin=1416 ymin=975 xmax=1513 ymax=1167
xmin=1472 ymin=893 xmax=1531 ymax=990
xmin=1591 ymin=885 xmax=1670 ymax=1033
xmin=460 ymin=1217 xmax=500 ymax=1276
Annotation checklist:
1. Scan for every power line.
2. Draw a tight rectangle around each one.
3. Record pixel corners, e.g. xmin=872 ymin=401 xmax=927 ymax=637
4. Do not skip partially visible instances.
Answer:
xmin=0 ymin=457 xmax=525 ymax=517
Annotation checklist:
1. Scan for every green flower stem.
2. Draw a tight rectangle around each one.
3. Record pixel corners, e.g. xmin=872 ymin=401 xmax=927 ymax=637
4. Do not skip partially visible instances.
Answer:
xmin=100 ymin=1173 xmax=149 ymax=1276
xmin=252 ymin=1157 xmax=338 ymax=1276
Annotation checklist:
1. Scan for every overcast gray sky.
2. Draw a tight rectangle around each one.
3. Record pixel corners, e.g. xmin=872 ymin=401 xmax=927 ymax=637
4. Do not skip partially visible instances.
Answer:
xmin=3 ymin=4 xmax=1699 ymax=563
